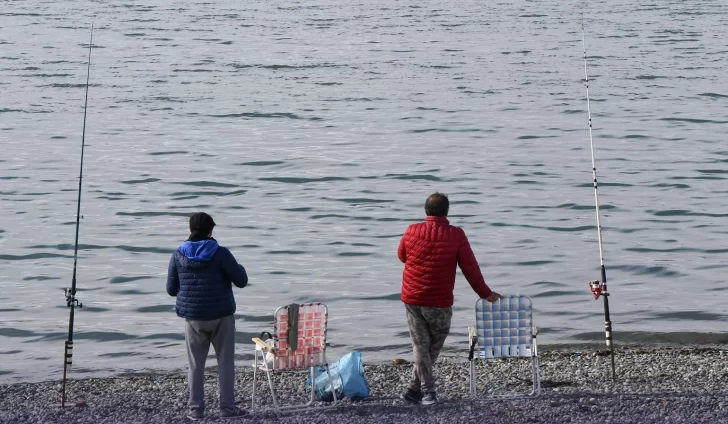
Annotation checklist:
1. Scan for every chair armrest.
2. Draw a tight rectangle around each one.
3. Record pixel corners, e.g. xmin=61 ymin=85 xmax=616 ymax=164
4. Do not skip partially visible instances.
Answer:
xmin=252 ymin=337 xmax=273 ymax=352
xmin=468 ymin=326 xmax=477 ymax=361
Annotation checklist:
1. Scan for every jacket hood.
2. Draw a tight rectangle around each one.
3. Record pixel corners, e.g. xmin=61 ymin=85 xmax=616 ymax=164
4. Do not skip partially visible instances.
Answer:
xmin=178 ymin=239 xmax=219 ymax=266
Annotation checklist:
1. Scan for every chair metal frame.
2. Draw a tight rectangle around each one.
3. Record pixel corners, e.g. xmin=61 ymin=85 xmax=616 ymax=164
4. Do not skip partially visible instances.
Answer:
xmin=468 ymin=295 xmax=541 ymax=398
xmin=251 ymin=303 xmax=338 ymax=412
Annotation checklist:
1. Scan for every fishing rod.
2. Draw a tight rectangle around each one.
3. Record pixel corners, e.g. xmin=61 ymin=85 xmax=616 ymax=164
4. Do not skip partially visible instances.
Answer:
xmin=61 ymin=22 xmax=93 ymax=408
xmin=580 ymin=15 xmax=617 ymax=382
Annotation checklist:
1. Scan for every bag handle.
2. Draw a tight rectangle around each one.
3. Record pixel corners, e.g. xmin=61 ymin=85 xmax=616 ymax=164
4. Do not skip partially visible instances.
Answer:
xmin=260 ymin=331 xmax=272 ymax=341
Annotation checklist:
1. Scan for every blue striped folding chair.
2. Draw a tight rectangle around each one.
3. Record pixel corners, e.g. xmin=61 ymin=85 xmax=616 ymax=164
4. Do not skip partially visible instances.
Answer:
xmin=468 ymin=295 xmax=541 ymax=398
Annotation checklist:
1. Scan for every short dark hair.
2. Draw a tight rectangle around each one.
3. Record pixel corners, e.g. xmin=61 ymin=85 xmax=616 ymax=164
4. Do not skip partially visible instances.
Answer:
xmin=425 ymin=192 xmax=449 ymax=217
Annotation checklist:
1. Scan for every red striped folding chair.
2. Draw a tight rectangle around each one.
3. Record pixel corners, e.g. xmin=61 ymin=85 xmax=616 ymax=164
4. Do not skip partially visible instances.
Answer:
xmin=468 ymin=295 xmax=541 ymax=398
xmin=251 ymin=303 xmax=338 ymax=411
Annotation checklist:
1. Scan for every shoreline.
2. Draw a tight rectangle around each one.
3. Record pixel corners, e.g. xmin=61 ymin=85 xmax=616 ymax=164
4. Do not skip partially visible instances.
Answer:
xmin=7 ymin=341 xmax=728 ymax=384
xmin=1 ymin=344 xmax=726 ymax=423
xmin=4 ymin=340 xmax=728 ymax=386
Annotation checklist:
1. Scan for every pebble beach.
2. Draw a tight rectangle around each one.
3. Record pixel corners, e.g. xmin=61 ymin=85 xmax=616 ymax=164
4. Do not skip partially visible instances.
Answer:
xmin=1 ymin=345 xmax=726 ymax=424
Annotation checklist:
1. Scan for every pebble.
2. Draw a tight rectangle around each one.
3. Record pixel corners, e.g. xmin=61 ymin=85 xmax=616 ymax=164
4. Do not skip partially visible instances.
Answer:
xmin=0 ymin=346 xmax=726 ymax=423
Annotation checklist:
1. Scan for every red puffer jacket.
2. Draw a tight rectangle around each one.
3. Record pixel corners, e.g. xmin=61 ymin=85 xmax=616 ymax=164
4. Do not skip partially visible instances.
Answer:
xmin=398 ymin=216 xmax=492 ymax=307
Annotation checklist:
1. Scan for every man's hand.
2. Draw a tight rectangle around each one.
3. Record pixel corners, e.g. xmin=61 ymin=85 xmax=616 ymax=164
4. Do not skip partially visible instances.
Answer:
xmin=486 ymin=292 xmax=503 ymax=303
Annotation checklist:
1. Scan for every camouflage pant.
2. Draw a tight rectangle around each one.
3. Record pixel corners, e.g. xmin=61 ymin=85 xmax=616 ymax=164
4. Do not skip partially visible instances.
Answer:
xmin=405 ymin=303 xmax=453 ymax=393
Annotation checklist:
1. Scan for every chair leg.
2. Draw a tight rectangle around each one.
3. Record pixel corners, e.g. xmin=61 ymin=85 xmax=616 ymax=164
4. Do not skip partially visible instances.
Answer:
xmin=263 ymin=359 xmax=279 ymax=409
xmin=469 ymin=359 xmax=477 ymax=397
xmin=307 ymin=366 xmax=316 ymax=406
xmin=532 ymin=355 xmax=541 ymax=396
xmin=252 ymin=349 xmax=258 ymax=411
xmin=324 ymin=352 xmax=337 ymax=406
xmin=324 ymin=357 xmax=337 ymax=406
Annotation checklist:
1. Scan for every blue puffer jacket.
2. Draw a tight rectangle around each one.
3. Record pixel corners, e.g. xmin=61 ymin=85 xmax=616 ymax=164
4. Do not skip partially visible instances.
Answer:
xmin=166 ymin=239 xmax=248 ymax=321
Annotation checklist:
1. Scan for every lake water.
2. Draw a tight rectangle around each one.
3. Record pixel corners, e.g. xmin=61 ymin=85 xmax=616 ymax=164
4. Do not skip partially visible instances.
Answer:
xmin=1 ymin=0 xmax=727 ymax=383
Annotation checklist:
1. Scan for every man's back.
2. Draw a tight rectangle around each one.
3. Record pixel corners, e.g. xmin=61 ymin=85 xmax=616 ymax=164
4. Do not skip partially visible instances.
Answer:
xmin=166 ymin=212 xmax=250 ymax=419
xmin=167 ymin=239 xmax=248 ymax=321
xmin=397 ymin=193 xmax=500 ymax=406
xmin=398 ymin=216 xmax=491 ymax=307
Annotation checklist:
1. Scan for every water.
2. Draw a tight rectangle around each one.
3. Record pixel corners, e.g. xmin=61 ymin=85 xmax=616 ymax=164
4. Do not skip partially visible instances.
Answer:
xmin=1 ymin=0 xmax=727 ymax=383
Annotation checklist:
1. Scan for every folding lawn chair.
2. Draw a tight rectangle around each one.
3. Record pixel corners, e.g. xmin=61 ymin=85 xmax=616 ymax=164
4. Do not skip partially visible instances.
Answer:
xmin=251 ymin=303 xmax=338 ymax=411
xmin=468 ymin=295 xmax=541 ymax=398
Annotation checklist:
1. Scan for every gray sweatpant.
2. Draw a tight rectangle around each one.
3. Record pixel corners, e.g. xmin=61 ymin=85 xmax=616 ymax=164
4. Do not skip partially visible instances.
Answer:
xmin=405 ymin=303 xmax=453 ymax=393
xmin=185 ymin=315 xmax=236 ymax=410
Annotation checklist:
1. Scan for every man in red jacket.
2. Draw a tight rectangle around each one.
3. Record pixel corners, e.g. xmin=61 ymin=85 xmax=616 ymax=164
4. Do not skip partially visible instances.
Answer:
xmin=398 ymin=192 xmax=502 ymax=405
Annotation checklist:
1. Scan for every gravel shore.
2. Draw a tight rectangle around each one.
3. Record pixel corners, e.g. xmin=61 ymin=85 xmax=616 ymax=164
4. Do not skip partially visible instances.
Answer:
xmin=1 ymin=345 xmax=726 ymax=424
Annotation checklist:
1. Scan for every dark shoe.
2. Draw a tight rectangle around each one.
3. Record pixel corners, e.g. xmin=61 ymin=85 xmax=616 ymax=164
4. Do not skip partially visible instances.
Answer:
xmin=421 ymin=392 xmax=437 ymax=406
xmin=400 ymin=388 xmax=423 ymax=404
xmin=220 ymin=406 xmax=248 ymax=419
xmin=187 ymin=408 xmax=204 ymax=420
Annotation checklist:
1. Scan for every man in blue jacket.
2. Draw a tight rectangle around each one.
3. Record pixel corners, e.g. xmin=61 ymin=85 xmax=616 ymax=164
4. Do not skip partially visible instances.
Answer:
xmin=167 ymin=212 xmax=249 ymax=420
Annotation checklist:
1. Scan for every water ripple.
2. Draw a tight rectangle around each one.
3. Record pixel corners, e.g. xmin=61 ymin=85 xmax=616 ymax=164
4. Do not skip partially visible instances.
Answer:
xmin=2 ymin=0 xmax=728 ymax=383
xmin=259 ymin=176 xmax=349 ymax=184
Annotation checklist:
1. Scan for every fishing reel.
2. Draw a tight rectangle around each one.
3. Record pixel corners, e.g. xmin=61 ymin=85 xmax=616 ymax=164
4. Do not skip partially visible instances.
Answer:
xmin=588 ymin=280 xmax=607 ymax=300
xmin=63 ymin=288 xmax=83 ymax=308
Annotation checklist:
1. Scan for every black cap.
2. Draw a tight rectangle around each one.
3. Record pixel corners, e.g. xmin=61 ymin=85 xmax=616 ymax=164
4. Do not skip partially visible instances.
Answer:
xmin=189 ymin=212 xmax=216 ymax=238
